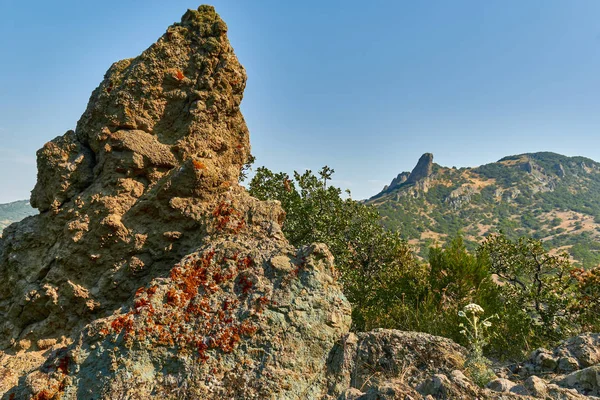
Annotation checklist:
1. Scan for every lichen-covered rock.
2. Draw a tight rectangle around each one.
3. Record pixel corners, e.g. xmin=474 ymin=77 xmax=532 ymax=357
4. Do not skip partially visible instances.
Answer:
xmin=500 ymin=333 xmax=600 ymax=399
xmin=524 ymin=375 xmax=548 ymax=397
xmin=0 ymin=6 xmax=351 ymax=399
xmin=1 ymin=4 xmax=599 ymax=400
xmin=5 ymin=194 xmax=351 ymax=399
xmin=559 ymin=366 xmax=600 ymax=397
xmin=554 ymin=334 xmax=600 ymax=370
xmin=30 ymin=130 xmax=95 ymax=211
xmin=325 ymin=330 xmax=468 ymax=397
xmin=0 ymin=5 xmax=253 ymax=351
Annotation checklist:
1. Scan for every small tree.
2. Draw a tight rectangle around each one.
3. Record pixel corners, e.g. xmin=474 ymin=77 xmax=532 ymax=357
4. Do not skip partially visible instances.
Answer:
xmin=478 ymin=234 xmax=577 ymax=344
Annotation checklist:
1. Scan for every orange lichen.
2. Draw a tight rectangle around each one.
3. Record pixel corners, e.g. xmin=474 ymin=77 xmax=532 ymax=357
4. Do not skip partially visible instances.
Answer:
xmin=106 ymin=249 xmax=267 ymax=362
xmin=192 ymin=159 xmax=206 ymax=170
xmin=237 ymin=275 xmax=254 ymax=295
xmin=175 ymin=69 xmax=185 ymax=81
xmin=238 ymin=256 xmax=253 ymax=270
xmin=32 ymin=391 xmax=54 ymax=400
xmin=212 ymin=202 xmax=245 ymax=233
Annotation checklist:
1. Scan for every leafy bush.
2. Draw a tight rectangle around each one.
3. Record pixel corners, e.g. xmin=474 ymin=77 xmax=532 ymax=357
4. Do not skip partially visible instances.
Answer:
xmin=570 ymin=266 xmax=600 ymax=332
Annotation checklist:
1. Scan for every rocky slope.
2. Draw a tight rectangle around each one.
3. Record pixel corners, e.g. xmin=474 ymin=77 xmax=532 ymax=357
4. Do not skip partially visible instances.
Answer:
xmin=0 ymin=5 xmax=598 ymax=400
xmin=369 ymin=152 xmax=600 ymax=265
xmin=0 ymin=200 xmax=36 ymax=234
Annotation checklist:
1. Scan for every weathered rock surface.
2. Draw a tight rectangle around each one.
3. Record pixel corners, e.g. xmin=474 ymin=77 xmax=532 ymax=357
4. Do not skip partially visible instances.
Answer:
xmin=325 ymin=329 xmax=469 ymax=398
xmin=324 ymin=330 xmax=600 ymax=400
xmin=0 ymin=6 xmax=351 ymax=399
xmin=1 ymin=5 xmax=254 ymax=350
xmin=4 ymin=192 xmax=351 ymax=398
xmin=489 ymin=333 xmax=600 ymax=399
xmin=323 ymin=329 xmax=499 ymax=399
xmin=385 ymin=171 xmax=410 ymax=192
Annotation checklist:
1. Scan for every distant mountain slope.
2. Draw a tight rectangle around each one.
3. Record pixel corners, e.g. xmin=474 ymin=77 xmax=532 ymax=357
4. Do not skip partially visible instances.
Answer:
xmin=367 ymin=152 xmax=600 ymax=267
xmin=0 ymin=200 xmax=36 ymax=233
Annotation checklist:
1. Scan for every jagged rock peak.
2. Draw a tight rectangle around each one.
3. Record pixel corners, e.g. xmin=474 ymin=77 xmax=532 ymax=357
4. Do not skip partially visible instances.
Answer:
xmin=406 ymin=152 xmax=434 ymax=184
xmin=382 ymin=171 xmax=410 ymax=192
xmin=32 ymin=5 xmax=250 ymax=213
xmin=2 ymin=4 xmax=252 ymax=348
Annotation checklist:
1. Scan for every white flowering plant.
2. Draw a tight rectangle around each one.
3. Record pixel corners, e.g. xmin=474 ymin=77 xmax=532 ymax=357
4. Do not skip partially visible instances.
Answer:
xmin=458 ymin=303 xmax=498 ymax=386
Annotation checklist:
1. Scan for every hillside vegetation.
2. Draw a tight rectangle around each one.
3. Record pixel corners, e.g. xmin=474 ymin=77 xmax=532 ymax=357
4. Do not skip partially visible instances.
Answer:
xmin=368 ymin=152 xmax=600 ymax=267
xmin=248 ymin=165 xmax=600 ymax=360
xmin=0 ymin=200 xmax=36 ymax=233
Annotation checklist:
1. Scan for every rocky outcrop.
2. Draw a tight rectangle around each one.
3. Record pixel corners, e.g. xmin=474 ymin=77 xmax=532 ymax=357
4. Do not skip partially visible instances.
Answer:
xmin=371 ymin=154 xmax=433 ymax=200
xmin=0 ymin=4 xmax=252 ymax=349
xmin=0 ymin=6 xmax=351 ymax=399
xmin=3 ymin=200 xmax=351 ymax=398
xmin=324 ymin=330 xmax=600 ymax=400
xmin=324 ymin=330 xmax=474 ymax=399
xmin=500 ymin=334 xmax=600 ymax=397
xmin=385 ymin=171 xmax=410 ymax=192
xmin=406 ymin=153 xmax=433 ymax=185
xmin=445 ymin=185 xmax=476 ymax=209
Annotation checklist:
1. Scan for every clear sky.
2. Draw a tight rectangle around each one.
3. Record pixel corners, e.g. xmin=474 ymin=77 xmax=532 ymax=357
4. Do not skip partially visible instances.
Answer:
xmin=1 ymin=1 xmax=599 ymax=203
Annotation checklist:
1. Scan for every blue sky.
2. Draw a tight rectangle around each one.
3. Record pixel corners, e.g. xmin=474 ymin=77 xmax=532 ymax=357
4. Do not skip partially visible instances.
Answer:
xmin=1 ymin=1 xmax=599 ymax=203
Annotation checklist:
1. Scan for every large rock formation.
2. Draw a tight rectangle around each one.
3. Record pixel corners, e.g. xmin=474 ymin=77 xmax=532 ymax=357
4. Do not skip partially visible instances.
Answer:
xmin=406 ymin=153 xmax=433 ymax=185
xmin=1 ymin=5 xmax=255 ymax=348
xmin=0 ymin=6 xmax=350 ymax=399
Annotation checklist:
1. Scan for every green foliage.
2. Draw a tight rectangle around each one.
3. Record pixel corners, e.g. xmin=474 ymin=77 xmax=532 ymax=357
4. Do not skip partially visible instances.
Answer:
xmin=571 ymin=266 xmax=600 ymax=332
xmin=478 ymin=235 xmax=581 ymax=348
xmin=249 ymin=165 xmax=420 ymax=331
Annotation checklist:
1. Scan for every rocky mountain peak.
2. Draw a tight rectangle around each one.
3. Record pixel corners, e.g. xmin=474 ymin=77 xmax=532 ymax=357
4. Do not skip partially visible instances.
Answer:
xmin=406 ymin=152 xmax=434 ymax=184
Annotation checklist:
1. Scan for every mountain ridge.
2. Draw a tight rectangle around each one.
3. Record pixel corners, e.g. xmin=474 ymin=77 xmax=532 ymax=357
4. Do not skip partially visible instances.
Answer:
xmin=368 ymin=151 xmax=600 ymax=265
xmin=0 ymin=199 xmax=36 ymax=233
